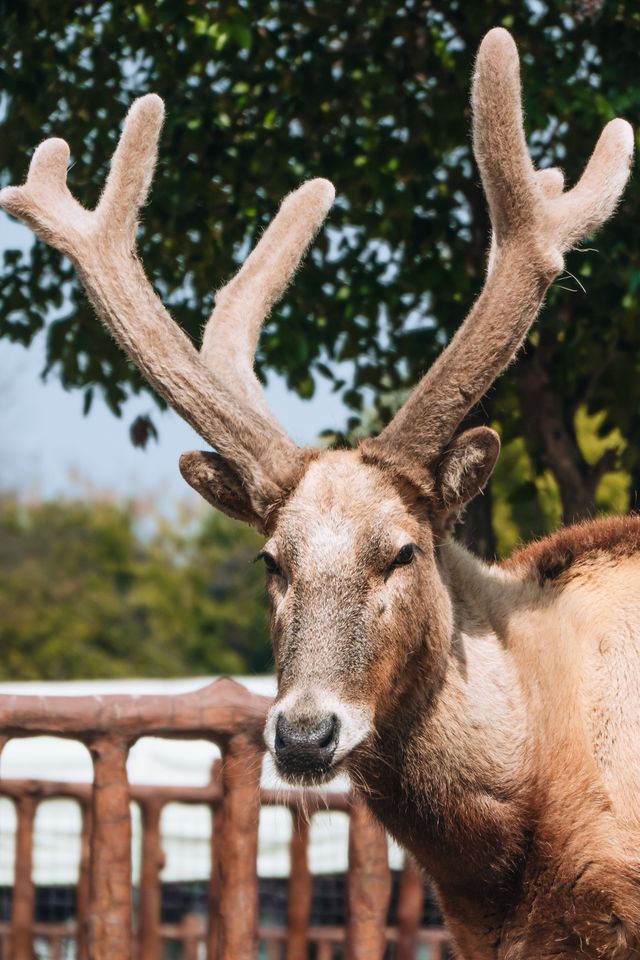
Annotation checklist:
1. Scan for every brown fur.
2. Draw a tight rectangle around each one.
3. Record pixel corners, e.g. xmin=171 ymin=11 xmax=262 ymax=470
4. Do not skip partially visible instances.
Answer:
xmin=3 ymin=26 xmax=637 ymax=960
xmin=504 ymin=513 xmax=640 ymax=585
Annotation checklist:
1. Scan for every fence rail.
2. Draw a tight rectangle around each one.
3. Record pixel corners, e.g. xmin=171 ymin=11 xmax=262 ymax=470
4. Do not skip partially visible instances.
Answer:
xmin=0 ymin=678 xmax=449 ymax=960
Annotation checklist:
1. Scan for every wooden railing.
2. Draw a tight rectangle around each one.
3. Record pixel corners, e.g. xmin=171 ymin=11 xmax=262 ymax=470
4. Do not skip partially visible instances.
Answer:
xmin=0 ymin=678 xmax=449 ymax=959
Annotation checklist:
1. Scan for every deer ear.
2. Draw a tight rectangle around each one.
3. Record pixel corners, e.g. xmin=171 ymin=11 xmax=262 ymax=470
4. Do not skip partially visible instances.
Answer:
xmin=179 ymin=451 xmax=266 ymax=531
xmin=435 ymin=427 xmax=500 ymax=513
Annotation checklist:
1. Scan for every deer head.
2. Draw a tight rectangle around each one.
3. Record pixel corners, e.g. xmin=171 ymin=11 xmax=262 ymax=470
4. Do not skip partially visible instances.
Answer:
xmin=1 ymin=29 xmax=632 ymax=785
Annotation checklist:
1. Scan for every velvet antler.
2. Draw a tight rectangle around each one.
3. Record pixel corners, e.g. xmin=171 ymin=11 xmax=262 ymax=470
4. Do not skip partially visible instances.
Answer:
xmin=179 ymin=177 xmax=334 ymax=520
xmin=368 ymin=28 xmax=633 ymax=485
xmin=200 ymin=178 xmax=334 ymax=414
xmin=0 ymin=95 xmax=334 ymax=529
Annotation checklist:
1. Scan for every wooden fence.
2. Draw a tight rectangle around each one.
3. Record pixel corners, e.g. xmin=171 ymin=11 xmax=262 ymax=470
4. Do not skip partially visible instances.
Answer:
xmin=0 ymin=678 xmax=449 ymax=959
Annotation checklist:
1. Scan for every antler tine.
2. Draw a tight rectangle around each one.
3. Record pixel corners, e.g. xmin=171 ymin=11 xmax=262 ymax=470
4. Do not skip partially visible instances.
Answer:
xmin=96 ymin=94 xmax=164 ymax=237
xmin=0 ymin=96 xmax=304 ymax=520
xmin=0 ymin=95 xmax=163 ymax=256
xmin=554 ymin=118 xmax=634 ymax=248
xmin=200 ymin=178 xmax=335 ymax=418
xmin=471 ymin=28 xmax=538 ymax=247
xmin=0 ymin=138 xmax=85 ymax=252
xmin=369 ymin=28 xmax=632 ymax=475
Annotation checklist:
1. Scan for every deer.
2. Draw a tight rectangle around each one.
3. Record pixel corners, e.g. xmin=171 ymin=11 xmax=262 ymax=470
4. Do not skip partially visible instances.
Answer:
xmin=2 ymin=26 xmax=638 ymax=960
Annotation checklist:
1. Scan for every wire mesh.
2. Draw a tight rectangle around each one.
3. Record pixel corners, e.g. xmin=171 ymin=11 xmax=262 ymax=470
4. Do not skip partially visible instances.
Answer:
xmin=161 ymin=803 xmax=212 ymax=885
xmin=1 ymin=783 xmax=447 ymax=958
xmin=0 ymin=738 xmax=92 ymax=783
xmin=33 ymin=800 xmax=82 ymax=890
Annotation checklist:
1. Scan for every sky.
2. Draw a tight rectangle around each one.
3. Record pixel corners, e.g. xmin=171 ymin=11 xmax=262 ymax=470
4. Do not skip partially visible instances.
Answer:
xmin=0 ymin=211 xmax=349 ymax=506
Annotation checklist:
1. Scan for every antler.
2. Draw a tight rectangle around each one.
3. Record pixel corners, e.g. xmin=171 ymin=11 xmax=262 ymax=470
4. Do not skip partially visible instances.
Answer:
xmin=370 ymin=28 xmax=633 ymax=471
xmin=0 ymin=95 xmax=333 ymax=526
xmin=178 ymin=175 xmax=334 ymax=517
xmin=200 ymin=177 xmax=334 ymax=414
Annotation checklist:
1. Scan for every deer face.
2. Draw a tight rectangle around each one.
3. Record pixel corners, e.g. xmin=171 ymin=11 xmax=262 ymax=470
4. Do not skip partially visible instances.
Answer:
xmin=262 ymin=450 xmax=455 ymax=785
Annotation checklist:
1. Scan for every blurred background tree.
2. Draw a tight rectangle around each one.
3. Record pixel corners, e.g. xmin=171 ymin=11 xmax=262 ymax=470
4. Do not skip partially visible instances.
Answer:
xmin=1 ymin=0 xmax=639 ymax=563
xmin=0 ymin=494 xmax=269 ymax=679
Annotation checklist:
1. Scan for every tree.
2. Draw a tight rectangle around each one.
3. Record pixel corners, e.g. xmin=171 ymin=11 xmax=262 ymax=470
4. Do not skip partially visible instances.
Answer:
xmin=0 ymin=494 xmax=270 ymax=679
xmin=2 ymin=1 xmax=639 ymax=555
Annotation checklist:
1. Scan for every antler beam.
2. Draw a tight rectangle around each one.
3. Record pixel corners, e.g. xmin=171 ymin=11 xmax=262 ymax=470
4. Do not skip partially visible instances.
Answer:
xmin=371 ymin=28 xmax=633 ymax=470
xmin=0 ymin=96 xmax=333 ymax=522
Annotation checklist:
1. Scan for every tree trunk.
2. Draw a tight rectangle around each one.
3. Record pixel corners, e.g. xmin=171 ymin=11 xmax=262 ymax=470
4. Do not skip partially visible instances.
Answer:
xmin=627 ymin=431 xmax=640 ymax=514
xmin=455 ymin=484 xmax=496 ymax=560
xmin=515 ymin=334 xmax=600 ymax=526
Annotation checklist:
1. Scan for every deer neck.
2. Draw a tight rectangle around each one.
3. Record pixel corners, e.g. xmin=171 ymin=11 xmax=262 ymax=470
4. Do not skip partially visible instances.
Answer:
xmin=354 ymin=539 xmax=534 ymax=924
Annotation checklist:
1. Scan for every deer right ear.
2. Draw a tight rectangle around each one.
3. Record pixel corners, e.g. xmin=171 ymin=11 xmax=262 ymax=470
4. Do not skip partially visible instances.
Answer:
xmin=435 ymin=427 xmax=500 ymax=514
xmin=179 ymin=451 xmax=266 ymax=531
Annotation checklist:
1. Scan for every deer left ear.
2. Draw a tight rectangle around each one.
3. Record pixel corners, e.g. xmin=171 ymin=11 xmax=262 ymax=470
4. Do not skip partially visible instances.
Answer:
xmin=179 ymin=450 xmax=266 ymax=531
xmin=435 ymin=427 xmax=500 ymax=513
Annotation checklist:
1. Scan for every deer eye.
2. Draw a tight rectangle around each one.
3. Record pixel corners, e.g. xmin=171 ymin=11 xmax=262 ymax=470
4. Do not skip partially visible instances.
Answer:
xmin=390 ymin=543 xmax=416 ymax=570
xmin=257 ymin=551 xmax=281 ymax=576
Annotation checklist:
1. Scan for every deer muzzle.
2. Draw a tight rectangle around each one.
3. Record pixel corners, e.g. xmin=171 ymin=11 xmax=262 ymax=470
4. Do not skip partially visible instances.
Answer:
xmin=264 ymin=689 xmax=374 ymax=784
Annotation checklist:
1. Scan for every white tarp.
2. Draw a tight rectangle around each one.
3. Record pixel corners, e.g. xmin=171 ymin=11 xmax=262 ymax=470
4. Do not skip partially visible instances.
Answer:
xmin=0 ymin=677 xmax=404 ymax=884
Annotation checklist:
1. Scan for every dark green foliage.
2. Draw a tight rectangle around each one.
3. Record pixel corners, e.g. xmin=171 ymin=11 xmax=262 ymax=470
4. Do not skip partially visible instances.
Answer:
xmin=1 ymin=1 xmax=639 ymax=550
xmin=0 ymin=494 xmax=271 ymax=679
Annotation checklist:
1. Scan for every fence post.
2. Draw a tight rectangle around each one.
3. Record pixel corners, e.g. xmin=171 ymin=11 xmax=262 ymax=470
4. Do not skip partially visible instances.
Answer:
xmin=218 ymin=733 xmax=262 ymax=960
xmin=207 ymin=760 xmax=223 ymax=960
xmin=138 ymin=798 xmax=164 ymax=960
xmin=396 ymin=856 xmax=425 ymax=960
xmin=286 ymin=806 xmax=313 ymax=960
xmin=345 ymin=798 xmax=391 ymax=960
xmin=88 ymin=736 xmax=132 ymax=960
xmin=10 ymin=794 xmax=37 ymax=960
xmin=76 ymin=802 xmax=93 ymax=960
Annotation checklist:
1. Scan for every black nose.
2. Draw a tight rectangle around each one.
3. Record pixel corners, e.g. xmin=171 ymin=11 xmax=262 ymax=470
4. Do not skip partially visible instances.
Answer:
xmin=274 ymin=713 xmax=339 ymax=775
